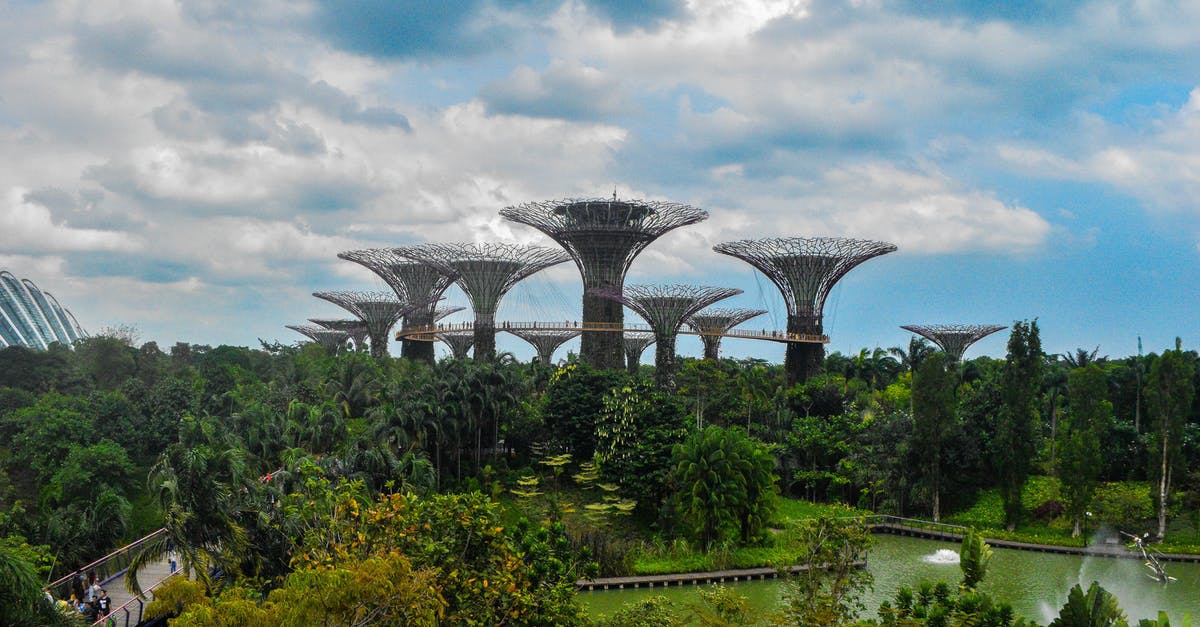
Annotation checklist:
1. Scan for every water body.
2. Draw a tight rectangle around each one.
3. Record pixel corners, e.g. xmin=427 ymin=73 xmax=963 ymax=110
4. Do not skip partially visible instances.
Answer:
xmin=580 ymin=535 xmax=1200 ymax=623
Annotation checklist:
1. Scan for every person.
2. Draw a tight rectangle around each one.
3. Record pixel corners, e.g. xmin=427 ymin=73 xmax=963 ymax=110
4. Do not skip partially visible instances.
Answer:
xmin=96 ymin=589 xmax=112 ymax=617
xmin=85 ymin=571 xmax=100 ymax=604
xmin=167 ymin=545 xmax=178 ymax=573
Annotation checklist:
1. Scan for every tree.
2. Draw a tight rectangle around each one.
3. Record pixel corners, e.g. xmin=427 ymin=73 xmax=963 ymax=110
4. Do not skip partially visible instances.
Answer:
xmin=781 ymin=514 xmax=873 ymax=626
xmin=1058 ymin=364 xmax=1110 ymax=537
xmin=669 ymin=426 xmax=777 ymax=549
xmin=912 ymin=352 xmax=957 ymax=522
xmin=1145 ymin=339 xmax=1195 ymax=540
xmin=1049 ymin=582 xmax=1127 ymax=627
xmin=959 ymin=528 xmax=992 ymax=590
xmin=996 ymin=320 xmax=1043 ymax=531
xmin=595 ymin=380 xmax=690 ymax=515
xmin=0 ymin=544 xmax=76 ymax=627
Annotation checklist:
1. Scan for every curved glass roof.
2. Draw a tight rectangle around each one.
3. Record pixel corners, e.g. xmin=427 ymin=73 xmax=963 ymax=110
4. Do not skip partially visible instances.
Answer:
xmin=0 ymin=271 xmax=86 ymax=349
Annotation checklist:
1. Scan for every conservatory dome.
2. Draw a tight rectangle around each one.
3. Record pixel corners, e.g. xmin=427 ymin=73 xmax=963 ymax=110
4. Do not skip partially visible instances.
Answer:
xmin=0 ymin=271 xmax=86 ymax=349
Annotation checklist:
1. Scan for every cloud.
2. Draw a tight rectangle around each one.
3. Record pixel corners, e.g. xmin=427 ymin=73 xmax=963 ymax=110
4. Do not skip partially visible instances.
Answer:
xmin=481 ymin=60 xmax=628 ymax=120
xmin=0 ymin=188 xmax=139 ymax=253
xmin=996 ymin=88 xmax=1200 ymax=211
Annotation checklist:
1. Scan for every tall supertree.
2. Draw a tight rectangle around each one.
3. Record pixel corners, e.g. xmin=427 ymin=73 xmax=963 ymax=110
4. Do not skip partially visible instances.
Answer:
xmin=623 ymin=332 xmax=656 ymax=375
xmin=286 ymin=324 xmax=348 ymax=353
xmin=338 ymin=249 xmax=459 ymax=363
xmin=312 ymin=291 xmax=422 ymax=359
xmin=900 ymin=324 xmax=1007 ymax=364
xmin=501 ymin=197 xmax=708 ymax=370
xmin=714 ymin=237 xmax=897 ymax=385
xmin=507 ymin=329 xmax=580 ymax=365
xmin=438 ymin=331 xmax=475 ymax=360
xmin=395 ymin=243 xmax=570 ymax=360
xmin=593 ymin=284 xmax=741 ymax=389
xmin=686 ymin=307 xmax=768 ymax=361
xmin=309 ymin=318 xmax=369 ymax=351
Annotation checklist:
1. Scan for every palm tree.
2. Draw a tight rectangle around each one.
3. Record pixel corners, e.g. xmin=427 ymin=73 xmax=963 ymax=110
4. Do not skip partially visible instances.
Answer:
xmin=1062 ymin=346 xmax=1107 ymax=370
xmin=0 ymin=545 xmax=76 ymax=627
xmin=890 ymin=337 xmax=935 ymax=374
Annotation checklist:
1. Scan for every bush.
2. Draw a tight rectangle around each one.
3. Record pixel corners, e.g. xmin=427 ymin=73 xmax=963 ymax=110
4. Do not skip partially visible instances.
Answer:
xmin=1033 ymin=500 xmax=1065 ymax=521
xmin=1092 ymin=482 xmax=1154 ymax=532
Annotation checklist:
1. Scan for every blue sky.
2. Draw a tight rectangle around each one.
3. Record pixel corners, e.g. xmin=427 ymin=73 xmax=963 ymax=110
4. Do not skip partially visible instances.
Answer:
xmin=1 ymin=0 xmax=1198 ymax=363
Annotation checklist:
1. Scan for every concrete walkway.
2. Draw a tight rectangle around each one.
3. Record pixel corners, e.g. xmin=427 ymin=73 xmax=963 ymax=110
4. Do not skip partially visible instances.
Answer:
xmin=96 ymin=558 xmax=175 ymax=625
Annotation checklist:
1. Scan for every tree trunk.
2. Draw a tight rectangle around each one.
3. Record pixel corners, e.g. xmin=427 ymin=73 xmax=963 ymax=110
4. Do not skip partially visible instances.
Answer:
xmin=1158 ymin=434 xmax=1170 ymax=540
xmin=1072 ymin=517 xmax=1081 ymax=538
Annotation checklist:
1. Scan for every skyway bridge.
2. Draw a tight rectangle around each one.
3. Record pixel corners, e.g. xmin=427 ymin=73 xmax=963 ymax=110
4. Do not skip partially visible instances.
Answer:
xmin=397 ymin=320 xmax=829 ymax=344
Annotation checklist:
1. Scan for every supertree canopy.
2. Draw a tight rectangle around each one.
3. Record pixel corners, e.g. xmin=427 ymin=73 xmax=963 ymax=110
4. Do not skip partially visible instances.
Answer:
xmin=395 ymin=243 xmax=570 ymax=360
xmin=286 ymin=324 xmax=349 ymax=352
xmin=309 ymin=318 xmax=369 ymax=351
xmin=313 ymin=290 xmax=423 ymax=359
xmin=433 ymin=305 xmax=466 ymax=323
xmin=506 ymin=329 xmax=580 ymax=365
xmin=623 ymin=332 xmax=656 ymax=375
xmin=900 ymin=324 xmax=1007 ymax=363
xmin=593 ymin=284 xmax=741 ymax=389
xmin=338 ymin=249 xmax=459 ymax=364
xmin=438 ymin=330 xmax=475 ymax=360
xmin=714 ymin=237 xmax=897 ymax=385
xmin=686 ymin=307 xmax=768 ymax=360
xmin=501 ymin=197 xmax=708 ymax=370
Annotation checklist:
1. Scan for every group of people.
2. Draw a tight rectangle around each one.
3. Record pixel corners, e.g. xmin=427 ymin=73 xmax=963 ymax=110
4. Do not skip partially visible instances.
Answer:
xmin=59 ymin=570 xmax=113 ymax=621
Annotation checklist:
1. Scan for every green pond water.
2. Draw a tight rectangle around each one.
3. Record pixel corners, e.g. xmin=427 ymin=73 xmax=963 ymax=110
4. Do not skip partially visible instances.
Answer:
xmin=580 ymin=535 xmax=1200 ymax=623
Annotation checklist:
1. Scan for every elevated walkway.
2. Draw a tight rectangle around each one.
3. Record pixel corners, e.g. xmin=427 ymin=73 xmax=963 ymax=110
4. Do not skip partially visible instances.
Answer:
xmin=398 ymin=320 xmax=829 ymax=344
xmin=44 ymin=528 xmax=179 ymax=626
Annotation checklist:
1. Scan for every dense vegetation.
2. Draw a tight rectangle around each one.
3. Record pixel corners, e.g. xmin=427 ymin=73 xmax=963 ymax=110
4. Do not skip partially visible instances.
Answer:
xmin=1 ymin=323 xmax=1198 ymax=624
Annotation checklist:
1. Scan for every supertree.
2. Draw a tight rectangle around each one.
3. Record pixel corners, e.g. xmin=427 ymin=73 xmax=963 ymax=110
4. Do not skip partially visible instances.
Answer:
xmin=309 ymin=318 xmax=369 ymax=351
xmin=395 ymin=243 xmax=570 ymax=360
xmin=686 ymin=307 xmax=768 ymax=361
xmin=312 ymin=291 xmax=423 ymax=359
xmin=507 ymin=329 xmax=581 ymax=365
xmin=714 ymin=237 xmax=897 ymax=385
xmin=501 ymin=197 xmax=708 ymax=370
xmin=338 ymin=249 xmax=459 ymax=363
xmin=623 ymin=332 xmax=656 ymax=375
xmin=438 ymin=331 xmax=475 ymax=360
xmin=592 ymin=284 xmax=741 ymax=389
xmin=900 ymin=324 xmax=1007 ymax=364
xmin=286 ymin=324 xmax=349 ymax=353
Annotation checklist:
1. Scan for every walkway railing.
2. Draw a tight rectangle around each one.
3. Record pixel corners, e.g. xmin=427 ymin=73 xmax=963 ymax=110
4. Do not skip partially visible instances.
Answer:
xmin=91 ymin=571 xmax=179 ymax=627
xmin=44 ymin=528 xmax=169 ymax=601
xmin=398 ymin=320 xmax=829 ymax=344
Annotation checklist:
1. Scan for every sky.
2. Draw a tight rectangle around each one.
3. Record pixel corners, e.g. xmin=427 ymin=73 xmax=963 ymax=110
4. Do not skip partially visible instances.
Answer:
xmin=2 ymin=0 xmax=1199 ymax=363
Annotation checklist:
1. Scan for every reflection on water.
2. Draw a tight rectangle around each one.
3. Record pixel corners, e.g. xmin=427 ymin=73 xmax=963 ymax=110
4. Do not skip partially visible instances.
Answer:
xmin=580 ymin=534 xmax=1200 ymax=623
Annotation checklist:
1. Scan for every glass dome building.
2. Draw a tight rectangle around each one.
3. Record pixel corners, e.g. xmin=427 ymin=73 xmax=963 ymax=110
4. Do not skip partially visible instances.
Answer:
xmin=0 ymin=271 xmax=86 ymax=349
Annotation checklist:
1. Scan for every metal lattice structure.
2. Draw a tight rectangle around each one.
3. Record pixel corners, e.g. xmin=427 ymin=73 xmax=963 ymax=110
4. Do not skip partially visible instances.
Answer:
xmin=501 ymin=197 xmax=708 ymax=370
xmin=592 ymin=284 xmax=741 ymax=389
xmin=623 ymin=332 xmax=656 ymax=374
xmin=432 ymin=306 xmax=465 ymax=323
xmin=507 ymin=329 xmax=580 ymax=365
xmin=686 ymin=307 xmax=768 ymax=360
xmin=438 ymin=330 xmax=475 ymax=360
xmin=309 ymin=318 xmax=370 ymax=351
xmin=312 ymin=291 xmax=423 ymax=359
xmin=714 ymin=237 xmax=897 ymax=384
xmin=286 ymin=324 xmax=349 ymax=353
xmin=900 ymin=324 xmax=1008 ymax=363
xmin=338 ymin=249 xmax=460 ymax=363
xmin=394 ymin=243 xmax=570 ymax=360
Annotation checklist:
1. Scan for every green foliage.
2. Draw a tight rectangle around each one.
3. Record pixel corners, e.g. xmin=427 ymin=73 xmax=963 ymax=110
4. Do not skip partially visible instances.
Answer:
xmin=1059 ymin=365 xmax=1111 ymax=536
xmin=1092 ymin=482 xmax=1155 ymax=532
xmin=669 ymin=426 xmax=777 ymax=549
xmin=1146 ymin=342 xmax=1196 ymax=539
xmin=996 ymin=320 xmax=1043 ymax=531
xmin=1049 ymin=582 xmax=1127 ymax=627
xmin=596 ymin=595 xmax=681 ymax=627
xmin=878 ymin=580 xmax=1022 ymax=627
xmin=543 ymin=363 xmax=627 ymax=460
xmin=912 ymin=351 xmax=957 ymax=522
xmin=0 ymin=544 xmax=76 ymax=627
xmin=959 ymin=528 xmax=993 ymax=590
xmin=595 ymin=380 xmax=689 ymax=514
xmin=780 ymin=514 xmax=873 ymax=626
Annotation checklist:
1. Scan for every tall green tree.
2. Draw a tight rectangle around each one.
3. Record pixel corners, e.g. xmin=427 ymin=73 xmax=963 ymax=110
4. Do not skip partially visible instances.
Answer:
xmin=912 ymin=352 xmax=957 ymax=522
xmin=669 ymin=426 xmax=777 ymax=548
xmin=995 ymin=320 xmax=1043 ymax=531
xmin=1059 ymin=364 xmax=1111 ymax=537
xmin=1145 ymin=339 xmax=1195 ymax=540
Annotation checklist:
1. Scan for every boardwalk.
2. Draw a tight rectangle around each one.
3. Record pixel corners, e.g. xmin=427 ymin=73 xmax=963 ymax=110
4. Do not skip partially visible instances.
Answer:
xmin=399 ymin=320 xmax=830 ymax=344
xmin=98 ymin=557 xmax=176 ymax=625
xmin=577 ymin=562 xmax=865 ymax=591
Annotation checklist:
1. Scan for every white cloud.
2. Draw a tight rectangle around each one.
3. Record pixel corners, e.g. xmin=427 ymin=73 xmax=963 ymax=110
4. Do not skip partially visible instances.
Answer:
xmin=0 ymin=188 xmax=139 ymax=252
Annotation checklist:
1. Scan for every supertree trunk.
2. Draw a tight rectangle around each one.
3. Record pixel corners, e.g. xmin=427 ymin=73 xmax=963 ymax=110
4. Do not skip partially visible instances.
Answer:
xmin=401 ymin=313 xmax=436 ymax=364
xmin=655 ymin=333 xmax=678 ymax=390
xmin=369 ymin=330 xmax=388 ymax=360
xmin=785 ymin=315 xmax=824 ymax=386
xmin=700 ymin=336 xmax=721 ymax=360
xmin=583 ymin=290 xmax=624 ymax=369
xmin=474 ymin=321 xmax=497 ymax=360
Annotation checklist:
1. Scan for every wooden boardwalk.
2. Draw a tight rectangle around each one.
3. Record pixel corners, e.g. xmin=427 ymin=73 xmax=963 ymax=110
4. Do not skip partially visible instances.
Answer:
xmin=94 ymin=558 xmax=176 ymax=626
xmin=577 ymin=561 xmax=864 ymax=591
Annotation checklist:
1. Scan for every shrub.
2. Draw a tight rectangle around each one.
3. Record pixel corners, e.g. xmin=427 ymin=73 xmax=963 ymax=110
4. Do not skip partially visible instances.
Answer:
xmin=1092 ymin=482 xmax=1154 ymax=532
